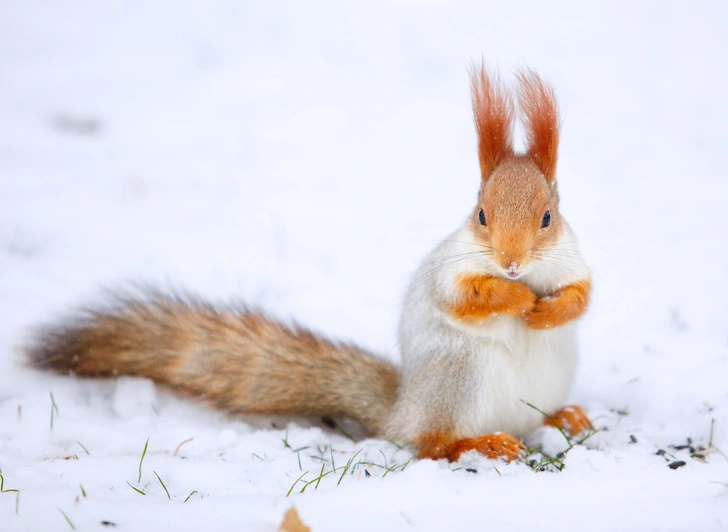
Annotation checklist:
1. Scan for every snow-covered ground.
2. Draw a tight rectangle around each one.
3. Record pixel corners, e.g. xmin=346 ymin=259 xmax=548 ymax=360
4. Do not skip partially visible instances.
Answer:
xmin=1 ymin=2 xmax=727 ymax=530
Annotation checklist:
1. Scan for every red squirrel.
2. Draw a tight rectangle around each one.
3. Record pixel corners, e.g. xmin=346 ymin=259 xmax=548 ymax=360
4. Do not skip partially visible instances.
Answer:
xmin=27 ymin=65 xmax=592 ymax=462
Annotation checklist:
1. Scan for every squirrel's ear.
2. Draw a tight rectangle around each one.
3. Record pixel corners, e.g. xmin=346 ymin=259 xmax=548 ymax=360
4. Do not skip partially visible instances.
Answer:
xmin=517 ymin=69 xmax=560 ymax=182
xmin=470 ymin=63 xmax=514 ymax=181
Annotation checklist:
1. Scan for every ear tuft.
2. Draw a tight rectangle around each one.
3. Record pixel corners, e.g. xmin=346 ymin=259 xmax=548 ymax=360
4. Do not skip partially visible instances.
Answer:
xmin=470 ymin=63 xmax=514 ymax=180
xmin=517 ymin=69 xmax=560 ymax=182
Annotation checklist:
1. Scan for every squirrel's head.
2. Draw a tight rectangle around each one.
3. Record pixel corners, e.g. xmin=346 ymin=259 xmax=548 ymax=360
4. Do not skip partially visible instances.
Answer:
xmin=468 ymin=65 xmax=562 ymax=280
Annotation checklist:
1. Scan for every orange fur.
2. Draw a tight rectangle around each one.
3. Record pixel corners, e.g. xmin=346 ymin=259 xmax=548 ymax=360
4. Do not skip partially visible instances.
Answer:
xmin=524 ymin=279 xmax=591 ymax=329
xmin=471 ymin=64 xmax=514 ymax=180
xmin=450 ymin=273 xmax=537 ymax=323
xmin=417 ymin=432 xmax=526 ymax=462
xmin=517 ymin=69 xmax=560 ymax=182
xmin=545 ymin=405 xmax=593 ymax=436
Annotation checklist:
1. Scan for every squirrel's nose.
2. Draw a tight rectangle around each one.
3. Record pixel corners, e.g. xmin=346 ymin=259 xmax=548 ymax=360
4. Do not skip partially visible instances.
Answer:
xmin=497 ymin=251 xmax=524 ymax=272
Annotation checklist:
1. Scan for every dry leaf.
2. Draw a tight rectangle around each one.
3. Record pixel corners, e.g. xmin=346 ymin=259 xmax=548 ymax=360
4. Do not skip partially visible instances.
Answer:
xmin=279 ymin=507 xmax=311 ymax=532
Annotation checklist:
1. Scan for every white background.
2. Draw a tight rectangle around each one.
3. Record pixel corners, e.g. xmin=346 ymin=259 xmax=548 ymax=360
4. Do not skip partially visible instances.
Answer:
xmin=1 ymin=2 xmax=727 ymax=530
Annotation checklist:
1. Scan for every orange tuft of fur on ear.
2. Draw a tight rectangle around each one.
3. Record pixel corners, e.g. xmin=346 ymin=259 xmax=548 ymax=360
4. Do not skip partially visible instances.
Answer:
xmin=517 ymin=69 xmax=560 ymax=182
xmin=471 ymin=63 xmax=514 ymax=180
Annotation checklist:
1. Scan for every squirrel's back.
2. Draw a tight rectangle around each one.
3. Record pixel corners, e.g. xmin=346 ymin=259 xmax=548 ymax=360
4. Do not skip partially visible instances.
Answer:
xmin=27 ymin=291 xmax=399 ymax=437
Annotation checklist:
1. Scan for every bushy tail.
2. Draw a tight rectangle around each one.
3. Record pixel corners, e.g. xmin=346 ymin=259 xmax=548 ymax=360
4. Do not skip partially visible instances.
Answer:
xmin=26 ymin=291 xmax=399 ymax=436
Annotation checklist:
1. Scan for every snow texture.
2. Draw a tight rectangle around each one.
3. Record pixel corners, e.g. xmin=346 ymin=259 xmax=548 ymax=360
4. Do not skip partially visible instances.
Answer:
xmin=1 ymin=2 xmax=727 ymax=531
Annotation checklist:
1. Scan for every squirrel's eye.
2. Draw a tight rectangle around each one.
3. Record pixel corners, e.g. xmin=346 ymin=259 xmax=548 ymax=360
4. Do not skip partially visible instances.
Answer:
xmin=478 ymin=209 xmax=486 ymax=226
xmin=541 ymin=210 xmax=551 ymax=228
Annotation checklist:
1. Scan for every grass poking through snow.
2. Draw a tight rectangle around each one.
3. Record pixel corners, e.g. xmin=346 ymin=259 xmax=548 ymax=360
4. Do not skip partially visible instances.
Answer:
xmin=285 ymin=443 xmax=414 ymax=497
xmin=76 ymin=441 xmax=90 ymax=456
xmin=137 ymin=437 xmax=149 ymax=483
xmin=0 ymin=469 xmax=19 ymax=493
xmin=708 ymin=418 xmax=728 ymax=462
xmin=153 ymin=471 xmax=171 ymax=500
xmin=49 ymin=392 xmax=59 ymax=430
xmin=58 ymin=508 xmax=75 ymax=530
xmin=122 ymin=435 xmax=200 ymax=502
xmin=126 ymin=481 xmax=146 ymax=496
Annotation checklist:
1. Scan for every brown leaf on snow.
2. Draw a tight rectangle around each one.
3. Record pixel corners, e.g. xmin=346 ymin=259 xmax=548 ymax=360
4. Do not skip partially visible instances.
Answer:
xmin=279 ymin=507 xmax=311 ymax=532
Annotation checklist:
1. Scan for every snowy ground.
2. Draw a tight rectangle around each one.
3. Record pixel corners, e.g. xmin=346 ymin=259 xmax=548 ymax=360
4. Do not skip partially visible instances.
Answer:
xmin=1 ymin=2 xmax=728 ymax=531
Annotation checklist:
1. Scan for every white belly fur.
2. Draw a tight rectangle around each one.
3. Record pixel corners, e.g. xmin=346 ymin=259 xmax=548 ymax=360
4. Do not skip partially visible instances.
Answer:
xmin=388 ymin=295 xmax=578 ymax=443
xmin=446 ymin=313 xmax=577 ymax=437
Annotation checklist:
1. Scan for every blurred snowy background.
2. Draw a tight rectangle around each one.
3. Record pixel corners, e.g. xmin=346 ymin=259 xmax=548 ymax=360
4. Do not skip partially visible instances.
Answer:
xmin=1 ymin=2 xmax=727 ymax=531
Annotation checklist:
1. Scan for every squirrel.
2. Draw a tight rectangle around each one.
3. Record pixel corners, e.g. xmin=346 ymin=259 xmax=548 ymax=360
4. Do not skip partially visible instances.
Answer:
xmin=26 ymin=65 xmax=592 ymax=463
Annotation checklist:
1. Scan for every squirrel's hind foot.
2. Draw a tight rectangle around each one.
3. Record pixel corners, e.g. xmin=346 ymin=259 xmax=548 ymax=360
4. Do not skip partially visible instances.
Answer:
xmin=545 ymin=405 xmax=593 ymax=436
xmin=416 ymin=432 xmax=526 ymax=463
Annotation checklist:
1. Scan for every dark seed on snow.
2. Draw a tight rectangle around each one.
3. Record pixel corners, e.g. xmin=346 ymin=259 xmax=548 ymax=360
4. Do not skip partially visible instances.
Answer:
xmin=668 ymin=460 xmax=686 ymax=470
xmin=465 ymin=468 xmax=478 ymax=474
xmin=365 ymin=469 xmax=371 ymax=477
xmin=629 ymin=435 xmax=638 ymax=444
xmin=656 ymin=449 xmax=666 ymax=456
xmin=101 ymin=522 xmax=117 ymax=528
xmin=672 ymin=445 xmax=690 ymax=451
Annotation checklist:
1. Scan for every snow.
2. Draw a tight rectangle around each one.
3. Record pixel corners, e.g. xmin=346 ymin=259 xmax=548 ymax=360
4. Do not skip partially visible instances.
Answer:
xmin=1 ymin=1 xmax=728 ymax=530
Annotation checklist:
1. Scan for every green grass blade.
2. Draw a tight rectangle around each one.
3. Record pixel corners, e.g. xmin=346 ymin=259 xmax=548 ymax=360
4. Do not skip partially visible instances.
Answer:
xmin=138 ymin=437 xmax=150 ymax=483
xmin=153 ymin=471 xmax=170 ymax=500
xmin=58 ymin=508 xmax=75 ymax=530
xmin=336 ymin=424 xmax=355 ymax=442
xmin=126 ymin=481 xmax=146 ymax=495
xmin=286 ymin=471 xmax=309 ymax=497
xmin=76 ymin=441 xmax=90 ymax=455
xmin=49 ymin=392 xmax=59 ymax=430
xmin=0 ymin=471 xmax=19 ymax=493
xmin=337 ymin=449 xmax=363 ymax=486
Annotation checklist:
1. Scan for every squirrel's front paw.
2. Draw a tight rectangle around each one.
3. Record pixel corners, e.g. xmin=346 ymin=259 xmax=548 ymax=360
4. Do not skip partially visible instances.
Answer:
xmin=525 ymin=297 xmax=555 ymax=329
xmin=489 ymin=279 xmax=537 ymax=316
xmin=524 ymin=296 xmax=566 ymax=329
xmin=525 ymin=281 xmax=590 ymax=329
